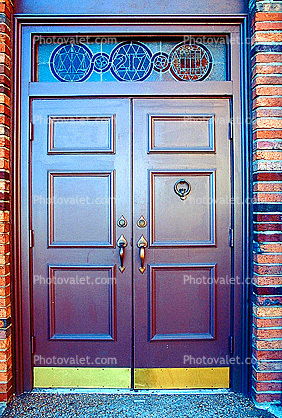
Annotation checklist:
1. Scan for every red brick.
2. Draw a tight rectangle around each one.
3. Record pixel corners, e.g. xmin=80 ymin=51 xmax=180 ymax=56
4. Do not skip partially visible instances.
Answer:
xmin=254 ymin=327 xmax=282 ymax=339
xmin=254 ymin=173 xmax=282 ymax=182
xmin=253 ymin=275 xmax=282 ymax=286
xmin=253 ymin=86 xmax=282 ymax=98
xmin=255 ymin=381 xmax=282 ymax=392
xmin=254 ymin=264 xmax=282 ymax=275
xmin=0 ymin=285 xmax=10 ymax=297
xmin=0 ymin=355 xmax=11 ymax=371
xmin=254 ymin=254 xmax=282 ymax=263
xmin=0 ymin=138 xmax=9 ymax=148
xmin=0 ymin=54 xmax=10 ymax=68
xmin=0 ymin=306 xmax=11 ymax=319
xmin=252 ymin=65 xmax=282 ymax=77
xmin=0 ymin=387 xmax=13 ymax=403
xmin=0 ymin=34 xmax=10 ymax=49
xmin=253 ymin=108 xmax=282 ymax=118
xmin=0 ymin=93 xmax=10 ymax=106
xmin=255 ymin=223 xmax=282 ymax=231
xmin=252 ymin=32 xmax=282 ymax=44
xmin=0 ymin=104 xmax=10 ymax=117
xmin=253 ymin=392 xmax=282 ymax=403
xmin=253 ymin=150 xmax=282 ymax=160
xmin=0 ymin=296 xmax=11 ymax=308
xmin=253 ymin=370 xmax=282 ymax=381
xmin=0 ymin=336 xmax=11 ymax=350
xmin=255 ymin=214 xmax=282 ymax=222
xmin=255 ymin=13 xmax=282 ymax=22
xmin=0 ymin=75 xmax=10 ymax=89
xmin=0 ymin=382 xmax=12 ymax=395
xmin=0 ymin=25 xmax=11 ymax=39
xmin=253 ymin=194 xmax=282 ymax=203
xmin=257 ymin=294 xmax=282 ymax=304
xmin=0 ymin=211 xmax=10 ymax=222
xmin=253 ymin=348 xmax=282 ymax=360
xmin=253 ymin=22 xmax=282 ymax=31
xmin=252 ymin=54 xmax=282 ymax=65
xmin=253 ymin=120 xmax=282 ymax=130
xmin=0 ymin=115 xmax=10 ymax=127
xmin=253 ymin=97 xmax=282 ymax=110
xmin=0 ymin=347 xmax=11 ymax=362
xmin=0 ymin=224 xmax=9 ymax=234
xmin=253 ymin=129 xmax=282 ymax=139
xmin=0 ymin=277 xmax=10 ymax=288
xmin=254 ymin=140 xmax=282 ymax=150
xmin=254 ymin=183 xmax=282 ymax=192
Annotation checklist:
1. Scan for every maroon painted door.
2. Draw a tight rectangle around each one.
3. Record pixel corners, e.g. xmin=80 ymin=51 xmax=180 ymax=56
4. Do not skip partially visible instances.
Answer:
xmin=31 ymin=96 xmax=232 ymax=388
xmin=31 ymin=98 xmax=132 ymax=375
xmin=133 ymin=99 xmax=232 ymax=380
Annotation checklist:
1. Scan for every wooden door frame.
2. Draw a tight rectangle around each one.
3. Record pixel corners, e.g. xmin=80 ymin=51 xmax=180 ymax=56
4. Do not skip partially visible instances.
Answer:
xmin=13 ymin=15 xmax=249 ymax=394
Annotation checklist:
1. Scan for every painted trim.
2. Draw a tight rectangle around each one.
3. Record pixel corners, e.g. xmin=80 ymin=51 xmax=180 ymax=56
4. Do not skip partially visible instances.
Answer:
xmin=13 ymin=17 xmax=248 ymax=395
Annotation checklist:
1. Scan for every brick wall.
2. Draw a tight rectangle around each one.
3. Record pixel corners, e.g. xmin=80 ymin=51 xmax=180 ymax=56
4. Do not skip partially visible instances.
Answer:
xmin=0 ymin=0 xmax=13 ymax=404
xmin=250 ymin=0 xmax=282 ymax=404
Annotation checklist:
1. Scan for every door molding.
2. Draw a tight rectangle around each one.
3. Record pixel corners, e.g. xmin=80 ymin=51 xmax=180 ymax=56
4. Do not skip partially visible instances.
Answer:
xmin=13 ymin=16 xmax=250 ymax=394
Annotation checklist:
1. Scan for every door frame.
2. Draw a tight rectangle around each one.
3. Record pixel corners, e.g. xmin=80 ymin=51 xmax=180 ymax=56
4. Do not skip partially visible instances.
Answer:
xmin=13 ymin=15 xmax=250 ymax=394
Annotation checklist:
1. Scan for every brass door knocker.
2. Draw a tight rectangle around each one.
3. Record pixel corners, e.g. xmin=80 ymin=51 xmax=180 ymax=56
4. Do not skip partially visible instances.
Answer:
xmin=174 ymin=179 xmax=191 ymax=200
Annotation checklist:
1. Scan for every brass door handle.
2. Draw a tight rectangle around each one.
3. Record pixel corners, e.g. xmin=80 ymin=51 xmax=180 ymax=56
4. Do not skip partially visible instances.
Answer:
xmin=117 ymin=234 xmax=128 ymax=273
xmin=137 ymin=235 xmax=148 ymax=274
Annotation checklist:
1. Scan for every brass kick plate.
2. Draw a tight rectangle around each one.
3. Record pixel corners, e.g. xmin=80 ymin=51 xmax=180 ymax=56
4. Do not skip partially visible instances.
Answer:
xmin=34 ymin=367 xmax=131 ymax=388
xmin=34 ymin=367 xmax=229 ymax=389
xmin=134 ymin=367 xmax=230 ymax=389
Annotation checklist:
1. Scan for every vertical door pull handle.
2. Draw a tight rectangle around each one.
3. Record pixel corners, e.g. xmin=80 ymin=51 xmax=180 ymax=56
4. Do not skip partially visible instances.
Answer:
xmin=137 ymin=235 xmax=148 ymax=274
xmin=117 ymin=234 xmax=128 ymax=273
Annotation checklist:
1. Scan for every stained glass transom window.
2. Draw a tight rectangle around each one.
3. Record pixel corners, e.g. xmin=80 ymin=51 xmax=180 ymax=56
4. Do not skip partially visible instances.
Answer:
xmin=36 ymin=36 xmax=229 ymax=82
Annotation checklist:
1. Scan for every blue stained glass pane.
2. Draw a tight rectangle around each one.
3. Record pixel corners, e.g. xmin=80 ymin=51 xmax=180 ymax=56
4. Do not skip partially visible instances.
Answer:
xmin=110 ymin=42 xmax=153 ymax=81
xmin=50 ymin=44 xmax=93 ymax=82
xmin=37 ymin=37 xmax=228 ymax=82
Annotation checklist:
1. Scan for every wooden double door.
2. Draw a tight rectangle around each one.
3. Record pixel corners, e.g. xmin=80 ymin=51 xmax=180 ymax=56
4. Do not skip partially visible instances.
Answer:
xmin=31 ymin=97 xmax=232 ymax=389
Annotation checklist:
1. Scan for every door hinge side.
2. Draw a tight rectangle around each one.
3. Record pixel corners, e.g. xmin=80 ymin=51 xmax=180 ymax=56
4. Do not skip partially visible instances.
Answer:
xmin=229 ymin=227 xmax=234 ymax=248
xmin=229 ymin=120 xmax=233 ymax=141
xmin=31 ymin=335 xmax=36 ymax=354
xmin=229 ymin=335 xmax=234 ymax=356
xmin=30 ymin=122 xmax=34 ymax=141
xmin=29 ymin=230 xmax=34 ymax=248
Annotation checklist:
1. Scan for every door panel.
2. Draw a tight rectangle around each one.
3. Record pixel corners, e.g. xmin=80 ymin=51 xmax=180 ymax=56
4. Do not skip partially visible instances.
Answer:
xmin=148 ymin=264 xmax=216 ymax=341
xmin=48 ymin=266 xmax=116 ymax=340
xmin=32 ymin=99 xmax=132 ymax=382
xmin=49 ymin=172 xmax=114 ymax=246
xmin=133 ymin=99 xmax=231 ymax=380
xmin=150 ymin=171 xmax=215 ymax=246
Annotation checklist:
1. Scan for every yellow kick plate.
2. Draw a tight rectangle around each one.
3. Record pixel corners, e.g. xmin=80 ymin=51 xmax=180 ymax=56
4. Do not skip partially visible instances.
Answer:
xmin=34 ymin=367 xmax=131 ymax=388
xmin=134 ymin=367 xmax=230 ymax=389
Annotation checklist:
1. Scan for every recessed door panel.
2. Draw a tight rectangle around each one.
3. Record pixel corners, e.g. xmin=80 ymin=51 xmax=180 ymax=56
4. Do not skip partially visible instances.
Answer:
xmin=48 ymin=266 xmax=116 ymax=341
xmin=48 ymin=115 xmax=115 ymax=154
xmin=149 ymin=265 xmax=216 ymax=341
xmin=149 ymin=114 xmax=215 ymax=152
xmin=49 ymin=172 xmax=114 ymax=246
xmin=150 ymin=171 xmax=215 ymax=246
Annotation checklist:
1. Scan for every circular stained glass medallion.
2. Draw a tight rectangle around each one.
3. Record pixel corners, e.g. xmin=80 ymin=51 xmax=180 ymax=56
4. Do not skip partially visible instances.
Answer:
xmin=110 ymin=41 xmax=153 ymax=82
xmin=170 ymin=43 xmax=212 ymax=81
xmin=152 ymin=52 xmax=170 ymax=72
xmin=50 ymin=44 xmax=94 ymax=82
xmin=92 ymin=52 xmax=111 ymax=73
